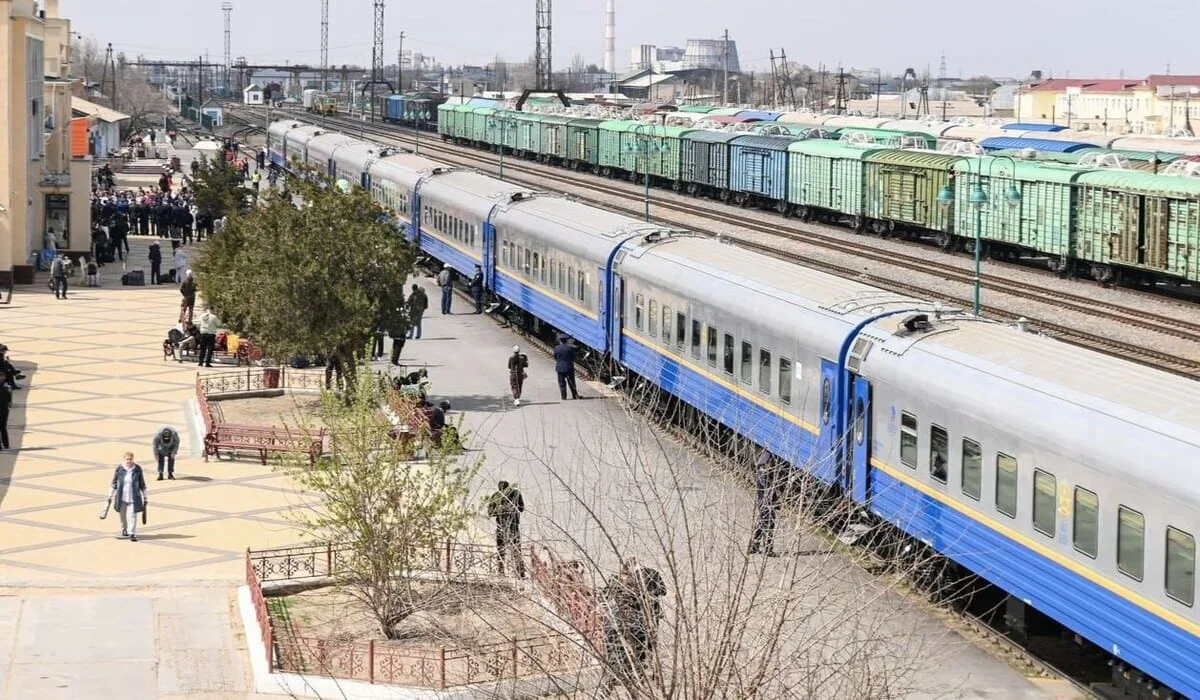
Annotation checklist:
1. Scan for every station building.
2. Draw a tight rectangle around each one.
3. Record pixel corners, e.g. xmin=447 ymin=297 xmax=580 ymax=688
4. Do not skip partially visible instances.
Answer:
xmin=1015 ymin=75 xmax=1200 ymax=135
xmin=0 ymin=0 xmax=93 ymax=284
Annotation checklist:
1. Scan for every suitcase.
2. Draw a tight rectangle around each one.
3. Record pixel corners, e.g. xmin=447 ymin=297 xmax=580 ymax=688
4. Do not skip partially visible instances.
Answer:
xmin=122 ymin=270 xmax=145 ymax=286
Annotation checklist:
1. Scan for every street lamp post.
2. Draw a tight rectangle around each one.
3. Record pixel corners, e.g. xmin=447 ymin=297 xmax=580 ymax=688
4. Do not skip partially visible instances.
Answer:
xmin=937 ymin=154 xmax=1021 ymax=316
xmin=408 ymin=109 xmax=430 ymax=154
xmin=625 ymin=125 xmax=668 ymax=222
xmin=486 ymin=115 xmax=518 ymax=181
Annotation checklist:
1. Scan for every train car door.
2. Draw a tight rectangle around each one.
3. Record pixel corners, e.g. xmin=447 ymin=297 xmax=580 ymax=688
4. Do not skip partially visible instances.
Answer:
xmin=608 ymin=272 xmax=625 ymax=360
xmin=481 ymin=220 xmax=497 ymax=288
xmin=848 ymin=375 xmax=872 ymax=502
xmin=360 ymin=172 xmax=370 ymax=190
xmin=814 ymin=359 xmax=839 ymax=484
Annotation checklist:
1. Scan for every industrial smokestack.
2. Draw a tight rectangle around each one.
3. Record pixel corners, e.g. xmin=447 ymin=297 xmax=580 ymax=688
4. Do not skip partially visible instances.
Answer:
xmin=604 ymin=0 xmax=615 ymax=74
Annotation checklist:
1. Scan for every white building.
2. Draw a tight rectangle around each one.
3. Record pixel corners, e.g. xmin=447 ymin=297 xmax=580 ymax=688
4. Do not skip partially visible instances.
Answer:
xmin=242 ymin=83 xmax=264 ymax=105
xmin=70 ymin=97 xmax=128 ymax=159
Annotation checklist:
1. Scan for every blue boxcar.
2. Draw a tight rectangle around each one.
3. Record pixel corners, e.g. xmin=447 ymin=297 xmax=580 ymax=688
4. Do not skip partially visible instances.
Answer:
xmin=728 ymin=135 xmax=799 ymax=205
xmin=385 ymin=95 xmax=405 ymax=122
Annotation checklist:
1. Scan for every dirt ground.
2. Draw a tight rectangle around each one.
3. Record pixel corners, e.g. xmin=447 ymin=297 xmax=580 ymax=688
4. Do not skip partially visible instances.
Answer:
xmin=275 ymin=581 xmax=548 ymax=649
xmin=209 ymin=393 xmax=325 ymax=430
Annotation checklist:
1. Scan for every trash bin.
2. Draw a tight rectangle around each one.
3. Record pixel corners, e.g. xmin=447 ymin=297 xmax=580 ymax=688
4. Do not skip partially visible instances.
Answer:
xmin=262 ymin=367 xmax=281 ymax=389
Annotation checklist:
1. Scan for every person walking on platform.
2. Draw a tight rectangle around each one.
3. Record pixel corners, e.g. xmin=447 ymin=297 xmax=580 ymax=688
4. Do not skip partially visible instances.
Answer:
xmin=179 ymin=271 xmax=197 ymax=323
xmin=148 ymin=241 xmax=163 ymax=285
xmin=108 ymin=452 xmax=147 ymax=542
xmin=437 ymin=264 xmax=454 ymax=314
xmin=469 ymin=265 xmax=484 ymax=314
xmin=553 ymin=335 xmax=579 ymax=400
xmin=407 ymin=283 xmax=428 ymax=338
xmin=508 ymin=345 xmax=528 ymax=406
xmin=748 ymin=449 xmax=785 ymax=556
xmin=486 ymin=480 xmax=526 ymax=578
xmin=152 ymin=427 xmax=180 ymax=480
xmin=49 ymin=253 xmax=69 ymax=300
xmin=197 ymin=307 xmax=220 ymax=368
xmin=387 ymin=305 xmax=408 ymax=366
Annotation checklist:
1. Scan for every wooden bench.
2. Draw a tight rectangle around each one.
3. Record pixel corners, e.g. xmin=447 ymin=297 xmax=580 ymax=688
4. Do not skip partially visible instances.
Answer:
xmin=163 ymin=336 xmax=252 ymax=365
xmin=204 ymin=423 xmax=325 ymax=466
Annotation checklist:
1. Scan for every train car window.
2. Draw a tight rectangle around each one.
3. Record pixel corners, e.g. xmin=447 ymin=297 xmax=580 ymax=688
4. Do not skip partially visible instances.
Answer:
xmin=995 ymin=453 xmax=1018 ymax=518
xmin=532 ymin=252 xmax=540 ymax=279
xmin=648 ymin=301 xmax=659 ymax=338
xmin=579 ymin=272 xmax=588 ymax=305
xmin=961 ymin=439 xmax=982 ymax=500
xmin=523 ymin=249 xmax=532 ymax=277
xmin=706 ymin=327 xmax=718 ymax=367
xmin=568 ymin=266 xmax=575 ymax=296
xmin=634 ymin=295 xmax=644 ymax=331
xmin=676 ymin=313 xmax=686 ymax=351
xmin=691 ymin=320 xmax=701 ymax=358
xmin=900 ymin=412 xmax=918 ymax=469
xmin=759 ymin=349 xmax=772 ymax=394
xmin=541 ymin=256 xmax=547 ymax=283
xmin=740 ymin=342 xmax=753 ymax=385
xmin=559 ymin=262 xmax=566 ymax=291
xmin=1117 ymin=506 xmax=1145 ymax=582
xmin=722 ymin=334 xmax=735 ymax=375
xmin=1072 ymin=488 xmax=1100 ymax=558
xmin=779 ymin=358 xmax=793 ymax=405
xmin=821 ymin=379 xmax=831 ymax=426
xmin=1032 ymin=469 xmax=1057 ymax=537
xmin=549 ymin=258 xmax=557 ymax=288
xmin=1165 ymin=527 xmax=1196 ymax=606
xmin=929 ymin=426 xmax=948 ymax=483
xmin=662 ymin=306 xmax=672 ymax=345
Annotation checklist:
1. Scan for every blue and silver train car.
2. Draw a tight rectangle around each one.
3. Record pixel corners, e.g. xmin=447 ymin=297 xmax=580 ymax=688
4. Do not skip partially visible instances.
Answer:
xmin=413 ymin=170 xmax=533 ymax=278
xmin=266 ymin=122 xmax=325 ymax=171
xmin=303 ymin=132 xmax=363 ymax=179
xmin=367 ymin=152 xmax=449 ymax=242
xmin=328 ymin=141 xmax=385 ymax=190
xmin=490 ymin=197 xmax=665 ymax=353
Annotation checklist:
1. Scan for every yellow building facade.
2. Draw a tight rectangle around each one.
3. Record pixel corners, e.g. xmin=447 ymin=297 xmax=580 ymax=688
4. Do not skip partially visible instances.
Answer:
xmin=0 ymin=0 xmax=91 ymax=285
xmin=1014 ymin=76 xmax=1200 ymax=136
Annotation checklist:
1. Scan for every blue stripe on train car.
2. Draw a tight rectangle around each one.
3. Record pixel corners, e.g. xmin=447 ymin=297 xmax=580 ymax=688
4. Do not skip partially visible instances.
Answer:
xmin=619 ymin=335 xmax=827 ymax=482
xmin=492 ymin=272 xmax=605 ymax=351
xmin=417 ymin=233 xmax=481 ymax=278
xmin=869 ymin=465 xmax=1200 ymax=698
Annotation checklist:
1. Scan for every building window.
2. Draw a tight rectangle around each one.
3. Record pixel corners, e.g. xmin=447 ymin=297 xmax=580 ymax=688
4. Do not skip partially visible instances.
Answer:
xmin=758 ymin=349 xmax=771 ymax=394
xmin=722 ymin=333 xmax=734 ymax=375
xmin=1032 ymin=469 xmax=1056 ymax=537
xmin=706 ymin=327 xmax=718 ymax=367
xmin=995 ymin=453 xmax=1018 ymax=518
xmin=740 ymin=341 xmax=752 ymax=385
xmin=1073 ymin=487 xmax=1099 ymax=558
xmin=1117 ymin=506 xmax=1145 ymax=582
xmin=900 ymin=412 xmax=918 ymax=469
xmin=961 ymin=438 xmax=981 ymax=500
xmin=648 ymin=300 xmax=658 ymax=338
xmin=778 ymin=358 xmax=792 ymax=405
xmin=1166 ymin=527 xmax=1196 ymax=607
xmin=929 ymin=425 xmax=948 ymax=483
xmin=691 ymin=319 xmax=701 ymax=358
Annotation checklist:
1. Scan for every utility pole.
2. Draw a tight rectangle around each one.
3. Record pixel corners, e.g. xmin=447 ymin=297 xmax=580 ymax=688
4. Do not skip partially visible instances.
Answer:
xmin=834 ymin=66 xmax=846 ymax=115
xmin=397 ymin=31 xmax=405 ymax=92
xmin=534 ymin=0 xmax=552 ymax=90
xmin=722 ymin=29 xmax=730 ymax=106
xmin=938 ymin=52 xmax=948 ymax=121
xmin=320 ymin=0 xmax=329 ymax=92
xmin=100 ymin=42 xmax=117 ymax=110
xmin=768 ymin=50 xmax=778 ymax=108
xmin=222 ymin=2 xmax=232 ymax=96
xmin=779 ymin=50 xmax=796 ymax=109
xmin=361 ymin=0 xmax=393 ymax=120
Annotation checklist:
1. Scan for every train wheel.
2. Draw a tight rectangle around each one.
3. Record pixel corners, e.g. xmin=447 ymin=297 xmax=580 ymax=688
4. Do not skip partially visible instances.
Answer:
xmin=775 ymin=200 xmax=789 ymax=215
xmin=686 ymin=183 xmax=698 ymax=196
xmin=718 ymin=190 xmax=731 ymax=202
xmin=850 ymin=216 xmax=865 ymax=232
xmin=796 ymin=206 xmax=811 ymax=221
xmin=871 ymin=220 xmax=888 ymax=235
xmin=672 ymin=180 xmax=682 ymax=192
xmin=1047 ymin=255 xmax=1069 ymax=277
xmin=935 ymin=230 xmax=954 ymax=251
xmin=1091 ymin=263 xmax=1115 ymax=284
xmin=601 ymin=167 xmax=611 ymax=178
xmin=734 ymin=193 xmax=749 ymax=207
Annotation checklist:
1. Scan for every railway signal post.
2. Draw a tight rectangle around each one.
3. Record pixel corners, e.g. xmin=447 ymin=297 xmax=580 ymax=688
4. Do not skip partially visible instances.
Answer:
xmin=627 ymin=125 xmax=669 ymax=222
xmin=486 ymin=115 xmax=519 ymax=181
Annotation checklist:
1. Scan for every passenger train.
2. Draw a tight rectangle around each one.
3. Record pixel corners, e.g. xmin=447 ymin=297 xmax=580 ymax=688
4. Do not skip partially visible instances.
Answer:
xmin=267 ymin=119 xmax=1200 ymax=698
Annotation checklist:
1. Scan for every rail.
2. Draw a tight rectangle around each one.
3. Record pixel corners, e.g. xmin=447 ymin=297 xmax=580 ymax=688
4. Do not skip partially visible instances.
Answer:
xmin=196 ymin=367 xmax=327 ymax=396
xmin=245 ymin=543 xmax=590 ymax=688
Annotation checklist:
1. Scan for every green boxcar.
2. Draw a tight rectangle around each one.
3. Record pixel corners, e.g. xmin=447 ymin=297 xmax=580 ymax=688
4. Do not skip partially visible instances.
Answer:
xmin=598 ymin=120 xmax=640 ymax=173
xmin=468 ymin=107 xmax=495 ymax=144
xmin=836 ymin=128 xmax=937 ymax=149
xmin=566 ymin=118 xmax=602 ymax=168
xmin=678 ymin=105 xmax=716 ymax=114
xmin=952 ymin=159 xmax=1082 ymax=268
xmin=513 ymin=111 xmax=544 ymax=154
xmin=863 ymin=150 xmax=959 ymax=235
xmin=786 ymin=140 xmax=879 ymax=224
xmin=1073 ymin=170 xmax=1200 ymax=283
xmin=437 ymin=103 xmax=457 ymax=138
xmin=539 ymin=115 xmax=572 ymax=161
xmin=620 ymin=124 xmax=693 ymax=182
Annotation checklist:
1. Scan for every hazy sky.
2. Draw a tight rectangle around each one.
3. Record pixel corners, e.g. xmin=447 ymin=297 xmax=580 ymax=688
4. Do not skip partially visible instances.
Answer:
xmin=60 ymin=0 xmax=1196 ymax=79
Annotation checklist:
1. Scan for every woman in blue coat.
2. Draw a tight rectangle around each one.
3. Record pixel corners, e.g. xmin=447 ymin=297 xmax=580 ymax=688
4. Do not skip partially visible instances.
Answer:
xmin=110 ymin=451 xmax=147 ymax=541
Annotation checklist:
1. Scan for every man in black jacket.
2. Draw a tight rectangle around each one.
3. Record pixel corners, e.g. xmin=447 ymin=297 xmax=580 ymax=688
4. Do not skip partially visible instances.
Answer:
xmin=553 ymin=335 xmax=579 ymax=400
xmin=486 ymin=481 xmax=526 ymax=578
xmin=469 ymin=265 xmax=484 ymax=314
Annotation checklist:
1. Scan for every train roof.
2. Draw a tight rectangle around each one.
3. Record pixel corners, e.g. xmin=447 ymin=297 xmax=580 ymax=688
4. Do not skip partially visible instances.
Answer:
xmin=418 ymin=169 xmax=534 ymax=219
xmin=369 ymin=151 xmax=447 ymax=182
xmin=494 ymin=195 xmax=668 ymax=261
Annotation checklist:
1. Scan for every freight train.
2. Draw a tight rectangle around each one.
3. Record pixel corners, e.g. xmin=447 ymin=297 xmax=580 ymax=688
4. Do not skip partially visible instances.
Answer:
xmin=267 ymin=118 xmax=1200 ymax=698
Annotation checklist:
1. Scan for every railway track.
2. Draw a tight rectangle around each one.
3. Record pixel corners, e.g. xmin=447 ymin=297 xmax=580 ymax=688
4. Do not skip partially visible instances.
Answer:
xmin=252 ymin=108 xmax=1200 ymax=378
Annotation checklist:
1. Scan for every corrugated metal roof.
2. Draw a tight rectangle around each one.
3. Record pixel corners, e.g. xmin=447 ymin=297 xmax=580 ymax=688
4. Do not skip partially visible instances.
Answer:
xmin=71 ymin=97 xmax=129 ymax=123
xmin=864 ymin=150 xmax=960 ymax=170
xmin=1076 ymin=170 xmax=1200 ymax=196
xmin=730 ymin=134 xmax=799 ymax=150
xmin=1001 ymin=122 xmax=1067 ymax=132
xmin=567 ymin=118 xmax=604 ymax=126
xmin=954 ymin=157 xmax=1086 ymax=184
xmin=678 ymin=105 xmax=715 ymax=113
xmin=684 ymin=130 xmax=740 ymax=143
xmin=538 ymin=115 xmax=572 ymax=124
xmin=699 ymin=115 xmax=750 ymax=124
xmin=598 ymin=120 xmax=640 ymax=132
xmin=787 ymin=140 xmax=880 ymax=160
xmin=708 ymin=107 xmax=744 ymax=116
xmin=735 ymin=110 xmax=782 ymax=121
xmin=980 ymin=136 xmax=1095 ymax=153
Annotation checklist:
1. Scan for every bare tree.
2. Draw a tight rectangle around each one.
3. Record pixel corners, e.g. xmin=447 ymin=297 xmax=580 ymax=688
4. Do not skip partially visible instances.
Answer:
xmin=114 ymin=70 xmax=171 ymax=133
xmin=281 ymin=370 xmax=482 ymax=639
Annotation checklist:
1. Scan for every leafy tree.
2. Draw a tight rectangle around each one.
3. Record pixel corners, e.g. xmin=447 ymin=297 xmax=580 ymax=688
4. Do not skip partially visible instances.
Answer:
xmin=283 ymin=371 xmax=481 ymax=638
xmin=193 ymin=166 xmax=414 ymax=374
xmin=188 ymin=155 xmax=246 ymax=220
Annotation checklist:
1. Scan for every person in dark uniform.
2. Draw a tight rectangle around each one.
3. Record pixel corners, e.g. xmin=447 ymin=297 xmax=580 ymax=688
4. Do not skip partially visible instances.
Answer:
xmin=748 ymin=449 xmax=786 ymax=556
xmin=507 ymin=345 xmax=528 ymax=406
xmin=0 ymin=382 xmax=12 ymax=449
xmin=485 ymin=481 xmax=525 ymax=578
xmin=553 ymin=335 xmax=579 ymax=400
xmin=469 ymin=265 xmax=484 ymax=314
xmin=386 ymin=305 xmax=408 ymax=366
